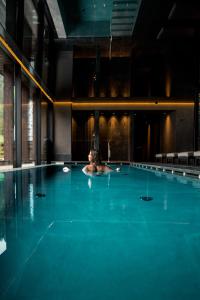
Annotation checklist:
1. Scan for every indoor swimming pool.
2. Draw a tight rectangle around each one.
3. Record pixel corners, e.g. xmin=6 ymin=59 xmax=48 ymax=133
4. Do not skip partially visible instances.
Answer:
xmin=0 ymin=165 xmax=200 ymax=300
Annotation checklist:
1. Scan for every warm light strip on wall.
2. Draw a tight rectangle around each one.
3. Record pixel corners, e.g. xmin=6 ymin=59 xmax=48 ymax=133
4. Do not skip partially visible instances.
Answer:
xmin=54 ymin=102 xmax=72 ymax=105
xmin=0 ymin=35 xmax=53 ymax=103
xmin=52 ymin=101 xmax=194 ymax=109
xmin=72 ymin=102 xmax=193 ymax=107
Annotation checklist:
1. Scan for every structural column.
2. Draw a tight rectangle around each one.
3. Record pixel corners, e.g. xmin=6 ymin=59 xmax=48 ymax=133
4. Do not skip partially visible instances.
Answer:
xmin=194 ymin=30 xmax=200 ymax=150
xmin=13 ymin=65 xmax=22 ymax=167
xmin=127 ymin=113 xmax=136 ymax=162
xmin=7 ymin=0 xmax=24 ymax=167
xmin=34 ymin=0 xmax=45 ymax=165
xmin=129 ymin=113 xmax=135 ymax=162
xmin=3 ymin=65 xmax=14 ymax=164
xmin=6 ymin=0 xmax=24 ymax=47
xmin=54 ymin=103 xmax=72 ymax=161
xmin=34 ymin=90 xmax=41 ymax=165
xmin=35 ymin=0 xmax=45 ymax=77
xmin=194 ymin=91 xmax=200 ymax=150
xmin=94 ymin=110 xmax=99 ymax=152
xmin=46 ymin=102 xmax=54 ymax=163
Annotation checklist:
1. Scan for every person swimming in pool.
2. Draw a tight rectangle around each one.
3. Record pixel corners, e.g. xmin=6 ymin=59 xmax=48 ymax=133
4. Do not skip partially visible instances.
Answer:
xmin=82 ymin=149 xmax=113 ymax=175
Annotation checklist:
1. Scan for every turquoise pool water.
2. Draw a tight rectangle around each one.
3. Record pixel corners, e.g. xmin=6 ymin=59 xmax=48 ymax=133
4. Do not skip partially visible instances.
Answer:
xmin=0 ymin=165 xmax=200 ymax=300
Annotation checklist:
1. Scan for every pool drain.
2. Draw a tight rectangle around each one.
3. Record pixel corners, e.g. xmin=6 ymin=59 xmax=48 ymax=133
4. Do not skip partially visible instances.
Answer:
xmin=140 ymin=196 xmax=153 ymax=201
xmin=35 ymin=193 xmax=46 ymax=198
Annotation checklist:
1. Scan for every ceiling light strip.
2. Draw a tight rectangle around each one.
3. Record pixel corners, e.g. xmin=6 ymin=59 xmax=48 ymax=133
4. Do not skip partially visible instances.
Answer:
xmin=0 ymin=35 xmax=53 ymax=103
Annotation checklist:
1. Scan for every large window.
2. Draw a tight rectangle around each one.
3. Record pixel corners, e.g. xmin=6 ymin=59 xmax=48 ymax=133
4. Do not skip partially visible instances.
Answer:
xmin=0 ymin=0 xmax=54 ymax=168
xmin=0 ymin=48 xmax=14 ymax=166
xmin=21 ymin=74 xmax=36 ymax=164
xmin=42 ymin=17 xmax=50 ymax=86
xmin=0 ymin=74 xmax=4 ymax=161
xmin=41 ymin=99 xmax=48 ymax=163
xmin=0 ymin=0 xmax=6 ymax=29
xmin=23 ymin=0 xmax=39 ymax=68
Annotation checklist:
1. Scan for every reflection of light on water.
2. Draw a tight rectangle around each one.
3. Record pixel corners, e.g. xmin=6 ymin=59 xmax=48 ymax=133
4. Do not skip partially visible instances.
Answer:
xmin=164 ymin=194 xmax=168 ymax=211
xmin=193 ymin=181 xmax=200 ymax=189
xmin=155 ymin=171 xmax=162 ymax=177
xmin=176 ymin=176 xmax=188 ymax=185
xmin=0 ymin=173 xmax=5 ymax=181
xmin=14 ymin=182 xmax=16 ymax=199
xmin=88 ymin=178 xmax=92 ymax=189
xmin=109 ymin=199 xmax=114 ymax=210
xmin=122 ymin=204 xmax=126 ymax=211
xmin=107 ymin=173 xmax=110 ymax=188
xmin=29 ymin=183 xmax=34 ymax=221
xmin=0 ymin=238 xmax=7 ymax=255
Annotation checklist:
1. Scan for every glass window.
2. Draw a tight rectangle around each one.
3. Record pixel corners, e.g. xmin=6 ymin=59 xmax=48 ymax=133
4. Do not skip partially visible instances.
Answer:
xmin=42 ymin=17 xmax=50 ymax=86
xmin=0 ymin=0 xmax=6 ymax=29
xmin=23 ymin=0 xmax=39 ymax=68
xmin=21 ymin=75 xmax=36 ymax=165
xmin=0 ymin=48 xmax=14 ymax=166
xmin=41 ymin=99 xmax=48 ymax=163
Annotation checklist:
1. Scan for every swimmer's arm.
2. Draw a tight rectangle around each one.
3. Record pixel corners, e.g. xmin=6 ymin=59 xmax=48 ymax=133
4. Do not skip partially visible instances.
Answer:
xmin=105 ymin=165 xmax=121 ymax=172
xmin=82 ymin=166 xmax=88 ymax=175
xmin=103 ymin=165 xmax=113 ymax=173
xmin=82 ymin=166 xmax=94 ymax=177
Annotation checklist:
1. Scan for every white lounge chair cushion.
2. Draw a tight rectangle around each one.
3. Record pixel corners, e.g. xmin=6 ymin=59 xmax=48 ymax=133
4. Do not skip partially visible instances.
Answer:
xmin=194 ymin=151 xmax=200 ymax=157
xmin=178 ymin=152 xmax=193 ymax=158
xmin=155 ymin=153 xmax=166 ymax=158
xmin=167 ymin=153 xmax=177 ymax=158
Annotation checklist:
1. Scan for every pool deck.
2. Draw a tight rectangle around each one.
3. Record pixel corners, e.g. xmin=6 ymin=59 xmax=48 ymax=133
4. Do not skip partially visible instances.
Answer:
xmin=132 ymin=162 xmax=200 ymax=179
xmin=0 ymin=161 xmax=130 ymax=172
xmin=1 ymin=161 xmax=200 ymax=180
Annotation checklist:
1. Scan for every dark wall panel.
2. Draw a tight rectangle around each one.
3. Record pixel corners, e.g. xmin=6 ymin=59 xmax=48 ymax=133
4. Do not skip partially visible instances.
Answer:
xmin=55 ymin=49 xmax=73 ymax=99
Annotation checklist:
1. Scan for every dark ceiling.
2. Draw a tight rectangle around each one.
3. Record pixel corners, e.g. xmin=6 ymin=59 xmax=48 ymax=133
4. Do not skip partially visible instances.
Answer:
xmin=134 ymin=0 xmax=200 ymax=43
xmin=49 ymin=0 xmax=200 ymax=58
xmin=57 ymin=0 xmax=142 ymax=37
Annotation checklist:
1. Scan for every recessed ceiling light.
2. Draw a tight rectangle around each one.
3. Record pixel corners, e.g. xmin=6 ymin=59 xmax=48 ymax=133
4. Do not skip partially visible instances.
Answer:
xmin=94 ymin=4 xmax=96 ymax=8
xmin=103 ymin=3 xmax=106 ymax=7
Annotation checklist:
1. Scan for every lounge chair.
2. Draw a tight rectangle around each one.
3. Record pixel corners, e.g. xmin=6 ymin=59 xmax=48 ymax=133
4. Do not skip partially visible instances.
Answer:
xmin=177 ymin=152 xmax=193 ymax=165
xmin=193 ymin=151 xmax=200 ymax=165
xmin=166 ymin=153 xmax=178 ymax=164
xmin=155 ymin=153 xmax=166 ymax=163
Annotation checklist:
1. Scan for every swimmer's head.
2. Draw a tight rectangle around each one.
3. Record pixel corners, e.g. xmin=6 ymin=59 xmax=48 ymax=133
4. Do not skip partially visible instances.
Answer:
xmin=88 ymin=149 xmax=101 ymax=165
xmin=88 ymin=150 xmax=95 ymax=163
